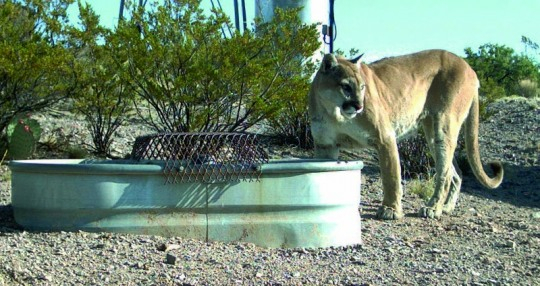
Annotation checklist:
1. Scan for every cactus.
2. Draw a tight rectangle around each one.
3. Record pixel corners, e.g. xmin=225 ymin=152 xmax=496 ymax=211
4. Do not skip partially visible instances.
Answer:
xmin=6 ymin=114 xmax=42 ymax=160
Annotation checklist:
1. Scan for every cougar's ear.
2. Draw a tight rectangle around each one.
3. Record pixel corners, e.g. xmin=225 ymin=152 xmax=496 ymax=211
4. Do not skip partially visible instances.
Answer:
xmin=320 ymin=53 xmax=338 ymax=73
xmin=348 ymin=53 xmax=364 ymax=64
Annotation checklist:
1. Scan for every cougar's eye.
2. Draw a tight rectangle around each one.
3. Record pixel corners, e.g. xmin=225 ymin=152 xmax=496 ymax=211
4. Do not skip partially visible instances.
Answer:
xmin=341 ymin=83 xmax=353 ymax=94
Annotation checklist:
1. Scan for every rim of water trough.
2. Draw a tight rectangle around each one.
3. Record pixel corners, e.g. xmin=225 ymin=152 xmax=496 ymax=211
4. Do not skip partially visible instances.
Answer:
xmin=8 ymin=159 xmax=363 ymax=175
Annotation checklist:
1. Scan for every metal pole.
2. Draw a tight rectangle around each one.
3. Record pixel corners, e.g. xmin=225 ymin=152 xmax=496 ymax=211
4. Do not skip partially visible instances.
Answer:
xmin=329 ymin=0 xmax=334 ymax=53
xmin=241 ymin=0 xmax=247 ymax=32
xmin=233 ymin=0 xmax=240 ymax=31
xmin=118 ymin=0 xmax=125 ymax=22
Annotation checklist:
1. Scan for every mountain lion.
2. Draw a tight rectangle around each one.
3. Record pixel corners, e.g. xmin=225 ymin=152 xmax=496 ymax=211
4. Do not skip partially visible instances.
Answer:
xmin=309 ymin=49 xmax=503 ymax=219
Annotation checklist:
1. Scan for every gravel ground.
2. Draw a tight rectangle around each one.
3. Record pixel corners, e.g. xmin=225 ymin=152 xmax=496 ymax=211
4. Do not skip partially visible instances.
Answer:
xmin=0 ymin=97 xmax=539 ymax=285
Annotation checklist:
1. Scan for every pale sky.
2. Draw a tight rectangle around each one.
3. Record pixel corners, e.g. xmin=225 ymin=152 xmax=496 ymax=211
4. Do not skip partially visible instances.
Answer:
xmin=68 ymin=0 xmax=540 ymax=62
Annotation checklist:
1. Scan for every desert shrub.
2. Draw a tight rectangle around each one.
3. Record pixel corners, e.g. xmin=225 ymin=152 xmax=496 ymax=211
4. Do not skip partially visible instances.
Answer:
xmin=66 ymin=146 xmax=89 ymax=159
xmin=464 ymin=43 xmax=540 ymax=118
xmin=398 ymin=133 xmax=434 ymax=179
xmin=0 ymin=0 xmax=76 ymax=139
xmin=67 ymin=2 xmax=134 ymax=157
xmin=38 ymin=125 xmax=89 ymax=159
xmin=477 ymin=78 xmax=506 ymax=118
xmin=406 ymin=175 xmax=435 ymax=201
xmin=116 ymin=0 xmax=319 ymax=133
xmin=516 ymin=79 xmax=539 ymax=98
xmin=399 ymin=134 xmax=437 ymax=201
xmin=266 ymin=103 xmax=313 ymax=149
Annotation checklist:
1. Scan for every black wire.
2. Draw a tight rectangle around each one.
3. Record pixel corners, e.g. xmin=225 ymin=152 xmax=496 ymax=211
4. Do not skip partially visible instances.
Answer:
xmin=324 ymin=0 xmax=336 ymax=52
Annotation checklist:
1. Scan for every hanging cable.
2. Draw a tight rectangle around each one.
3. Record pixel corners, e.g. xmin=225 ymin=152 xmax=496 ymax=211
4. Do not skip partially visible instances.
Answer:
xmin=324 ymin=0 xmax=337 ymax=53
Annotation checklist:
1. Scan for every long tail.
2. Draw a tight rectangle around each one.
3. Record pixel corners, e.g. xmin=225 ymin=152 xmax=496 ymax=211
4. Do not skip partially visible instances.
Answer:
xmin=464 ymin=95 xmax=504 ymax=188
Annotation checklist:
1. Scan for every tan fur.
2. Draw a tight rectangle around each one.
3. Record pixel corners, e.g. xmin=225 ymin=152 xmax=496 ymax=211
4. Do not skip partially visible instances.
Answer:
xmin=309 ymin=50 xmax=503 ymax=219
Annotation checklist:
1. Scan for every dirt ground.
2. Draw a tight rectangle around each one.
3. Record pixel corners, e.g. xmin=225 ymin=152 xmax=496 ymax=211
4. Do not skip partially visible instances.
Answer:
xmin=0 ymin=97 xmax=538 ymax=285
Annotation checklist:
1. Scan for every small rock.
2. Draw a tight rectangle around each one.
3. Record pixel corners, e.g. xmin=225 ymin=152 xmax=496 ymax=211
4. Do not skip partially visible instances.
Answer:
xmin=165 ymin=244 xmax=181 ymax=252
xmin=482 ymin=256 xmax=495 ymax=264
xmin=505 ymin=240 xmax=516 ymax=250
xmin=295 ymin=247 xmax=310 ymax=254
xmin=468 ymin=208 xmax=478 ymax=216
xmin=93 ymin=243 xmax=105 ymax=249
xmin=165 ymin=253 xmax=177 ymax=265
xmin=134 ymin=262 xmax=149 ymax=270
xmin=38 ymin=274 xmax=52 ymax=281
xmin=350 ymin=256 xmax=365 ymax=266
xmin=157 ymin=243 xmax=181 ymax=252
xmin=429 ymin=248 xmax=442 ymax=254
xmin=384 ymin=247 xmax=395 ymax=254
xmin=531 ymin=212 xmax=540 ymax=220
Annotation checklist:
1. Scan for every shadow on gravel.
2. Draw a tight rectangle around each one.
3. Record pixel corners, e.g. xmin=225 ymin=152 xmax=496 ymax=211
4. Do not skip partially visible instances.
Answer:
xmin=462 ymin=164 xmax=540 ymax=209
xmin=0 ymin=204 xmax=21 ymax=232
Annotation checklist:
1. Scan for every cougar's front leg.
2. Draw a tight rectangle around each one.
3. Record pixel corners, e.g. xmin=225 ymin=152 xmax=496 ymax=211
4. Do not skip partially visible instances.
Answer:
xmin=311 ymin=122 xmax=339 ymax=159
xmin=376 ymin=137 xmax=404 ymax=220
xmin=314 ymin=144 xmax=339 ymax=160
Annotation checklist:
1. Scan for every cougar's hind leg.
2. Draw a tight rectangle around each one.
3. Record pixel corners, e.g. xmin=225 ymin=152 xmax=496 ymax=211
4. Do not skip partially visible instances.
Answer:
xmin=443 ymin=155 xmax=463 ymax=214
xmin=419 ymin=114 xmax=459 ymax=219
xmin=421 ymin=116 xmax=437 ymax=171
xmin=424 ymin=118 xmax=462 ymax=214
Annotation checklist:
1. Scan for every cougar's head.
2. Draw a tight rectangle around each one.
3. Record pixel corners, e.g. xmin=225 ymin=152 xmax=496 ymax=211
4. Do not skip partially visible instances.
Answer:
xmin=311 ymin=53 xmax=366 ymax=121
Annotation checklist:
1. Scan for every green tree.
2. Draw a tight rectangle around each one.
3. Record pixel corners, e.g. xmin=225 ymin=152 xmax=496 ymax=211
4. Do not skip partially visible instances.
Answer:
xmin=116 ymin=0 xmax=319 ymax=133
xmin=0 ymin=0 xmax=75 ymax=139
xmin=67 ymin=1 xmax=133 ymax=157
xmin=464 ymin=43 xmax=540 ymax=100
xmin=464 ymin=43 xmax=540 ymax=117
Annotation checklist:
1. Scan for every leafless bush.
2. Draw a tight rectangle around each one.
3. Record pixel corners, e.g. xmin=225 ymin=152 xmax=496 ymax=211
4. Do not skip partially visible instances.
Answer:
xmin=398 ymin=133 xmax=434 ymax=179
xmin=266 ymin=105 xmax=313 ymax=149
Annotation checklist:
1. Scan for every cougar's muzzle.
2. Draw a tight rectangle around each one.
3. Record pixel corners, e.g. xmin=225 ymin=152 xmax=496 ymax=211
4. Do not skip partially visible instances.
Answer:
xmin=342 ymin=100 xmax=364 ymax=118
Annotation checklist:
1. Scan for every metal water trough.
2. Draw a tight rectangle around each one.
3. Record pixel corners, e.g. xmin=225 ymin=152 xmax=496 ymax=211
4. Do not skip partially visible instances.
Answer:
xmin=9 ymin=133 xmax=363 ymax=248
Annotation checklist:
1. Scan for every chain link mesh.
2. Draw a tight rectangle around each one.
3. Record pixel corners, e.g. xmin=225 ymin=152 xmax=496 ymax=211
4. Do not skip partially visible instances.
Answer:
xmin=131 ymin=133 xmax=269 ymax=183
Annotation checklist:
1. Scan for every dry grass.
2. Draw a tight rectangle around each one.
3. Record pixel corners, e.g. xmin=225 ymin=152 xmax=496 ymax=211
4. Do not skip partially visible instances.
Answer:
xmin=405 ymin=176 xmax=435 ymax=201
xmin=516 ymin=79 xmax=539 ymax=98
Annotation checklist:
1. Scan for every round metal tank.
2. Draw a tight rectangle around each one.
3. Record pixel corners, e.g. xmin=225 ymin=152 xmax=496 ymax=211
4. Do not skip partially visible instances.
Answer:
xmin=9 ymin=159 xmax=362 ymax=248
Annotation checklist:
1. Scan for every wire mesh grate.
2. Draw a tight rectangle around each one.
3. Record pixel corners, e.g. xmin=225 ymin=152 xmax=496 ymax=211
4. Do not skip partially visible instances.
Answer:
xmin=130 ymin=132 xmax=269 ymax=183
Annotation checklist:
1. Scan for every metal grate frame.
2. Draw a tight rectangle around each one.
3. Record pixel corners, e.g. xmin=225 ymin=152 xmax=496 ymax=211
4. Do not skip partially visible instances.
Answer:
xmin=131 ymin=132 xmax=269 ymax=183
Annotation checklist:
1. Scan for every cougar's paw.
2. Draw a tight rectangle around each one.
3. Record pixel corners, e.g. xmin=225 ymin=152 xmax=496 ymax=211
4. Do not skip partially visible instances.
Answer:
xmin=442 ymin=204 xmax=456 ymax=215
xmin=418 ymin=206 xmax=442 ymax=219
xmin=376 ymin=206 xmax=404 ymax=220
